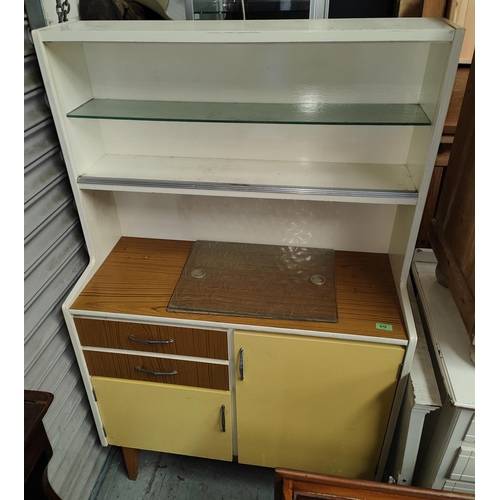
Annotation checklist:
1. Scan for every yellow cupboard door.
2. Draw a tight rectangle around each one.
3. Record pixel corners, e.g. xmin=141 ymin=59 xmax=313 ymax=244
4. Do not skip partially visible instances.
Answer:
xmin=234 ymin=331 xmax=405 ymax=479
xmin=92 ymin=377 xmax=232 ymax=461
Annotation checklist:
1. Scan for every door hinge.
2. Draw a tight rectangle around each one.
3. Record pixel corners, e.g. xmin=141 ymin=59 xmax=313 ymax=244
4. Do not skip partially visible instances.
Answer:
xmin=92 ymin=388 xmax=97 ymax=402
xmin=396 ymin=363 xmax=403 ymax=380
xmin=102 ymin=426 xmax=107 ymax=437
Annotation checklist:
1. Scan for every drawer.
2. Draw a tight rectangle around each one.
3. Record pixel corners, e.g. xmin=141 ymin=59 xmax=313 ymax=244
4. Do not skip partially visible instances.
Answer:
xmin=84 ymin=350 xmax=229 ymax=390
xmin=74 ymin=318 xmax=228 ymax=359
xmin=449 ymin=445 xmax=475 ymax=483
xmin=443 ymin=480 xmax=475 ymax=494
xmin=92 ymin=377 xmax=232 ymax=461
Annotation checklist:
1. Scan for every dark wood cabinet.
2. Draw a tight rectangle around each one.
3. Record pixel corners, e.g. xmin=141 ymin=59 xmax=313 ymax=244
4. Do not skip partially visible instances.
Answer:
xmin=428 ymin=56 xmax=475 ymax=347
xmin=24 ymin=391 xmax=62 ymax=500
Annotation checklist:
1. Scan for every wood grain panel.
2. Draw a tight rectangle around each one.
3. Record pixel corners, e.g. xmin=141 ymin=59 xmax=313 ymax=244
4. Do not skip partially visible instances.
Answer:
xmin=422 ymin=0 xmax=447 ymax=18
xmin=71 ymin=237 xmax=407 ymax=342
xmin=429 ymin=57 xmax=475 ymax=341
xmin=416 ymin=165 xmax=444 ymax=248
xmin=275 ymin=468 xmax=475 ymax=500
xmin=443 ymin=67 xmax=470 ymax=135
xmin=84 ymin=350 xmax=229 ymax=390
xmin=74 ymin=318 xmax=228 ymax=360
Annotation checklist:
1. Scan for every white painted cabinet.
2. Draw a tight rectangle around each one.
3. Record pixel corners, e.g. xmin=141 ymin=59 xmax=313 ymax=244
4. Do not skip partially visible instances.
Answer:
xmin=411 ymin=250 xmax=475 ymax=494
xmin=31 ymin=19 xmax=463 ymax=480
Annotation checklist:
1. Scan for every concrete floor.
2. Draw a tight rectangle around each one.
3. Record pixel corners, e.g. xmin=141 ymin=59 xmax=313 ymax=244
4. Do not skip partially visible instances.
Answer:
xmin=90 ymin=447 xmax=276 ymax=500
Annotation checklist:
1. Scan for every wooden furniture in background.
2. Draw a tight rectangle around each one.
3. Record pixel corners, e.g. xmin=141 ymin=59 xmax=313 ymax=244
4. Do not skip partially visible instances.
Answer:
xmin=24 ymin=390 xmax=62 ymax=500
xmin=275 ymin=468 xmax=474 ymax=500
xmin=416 ymin=66 xmax=470 ymax=248
xmin=411 ymin=252 xmax=475 ymax=493
xmin=395 ymin=0 xmax=447 ymax=19
xmin=428 ymin=56 xmax=475 ymax=345
xmin=396 ymin=0 xmax=474 ymax=64
xmin=446 ymin=0 xmax=475 ymax=64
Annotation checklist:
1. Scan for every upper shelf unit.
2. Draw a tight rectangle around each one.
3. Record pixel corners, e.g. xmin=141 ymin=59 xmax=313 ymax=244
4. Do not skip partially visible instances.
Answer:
xmin=33 ymin=19 xmax=463 ymax=204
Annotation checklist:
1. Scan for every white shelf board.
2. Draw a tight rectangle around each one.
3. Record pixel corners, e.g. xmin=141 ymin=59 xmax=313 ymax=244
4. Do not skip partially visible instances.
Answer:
xmin=36 ymin=19 xmax=456 ymax=44
xmin=77 ymin=155 xmax=418 ymax=204
xmin=408 ymin=280 xmax=441 ymax=408
xmin=412 ymin=251 xmax=475 ymax=409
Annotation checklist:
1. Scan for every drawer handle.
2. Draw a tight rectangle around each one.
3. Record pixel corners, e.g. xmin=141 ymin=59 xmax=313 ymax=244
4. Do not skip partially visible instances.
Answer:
xmin=129 ymin=335 xmax=174 ymax=345
xmin=135 ymin=366 xmax=178 ymax=376
xmin=220 ymin=405 xmax=226 ymax=433
xmin=238 ymin=348 xmax=244 ymax=381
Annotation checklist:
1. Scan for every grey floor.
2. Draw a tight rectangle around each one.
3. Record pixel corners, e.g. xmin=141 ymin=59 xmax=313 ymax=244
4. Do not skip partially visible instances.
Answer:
xmin=90 ymin=447 xmax=276 ymax=500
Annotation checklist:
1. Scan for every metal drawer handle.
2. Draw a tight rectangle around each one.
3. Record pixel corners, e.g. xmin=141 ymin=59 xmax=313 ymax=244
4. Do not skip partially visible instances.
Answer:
xmin=220 ymin=405 xmax=226 ymax=433
xmin=135 ymin=366 xmax=178 ymax=376
xmin=129 ymin=335 xmax=174 ymax=345
xmin=238 ymin=348 xmax=244 ymax=381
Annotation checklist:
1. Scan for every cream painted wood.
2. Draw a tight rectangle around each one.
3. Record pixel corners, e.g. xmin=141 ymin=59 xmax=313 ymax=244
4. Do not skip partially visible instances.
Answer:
xmin=390 ymin=34 xmax=464 ymax=287
xmin=412 ymin=252 xmax=474 ymax=409
xmin=388 ymin=36 xmax=464 ymax=288
xmin=98 ymin=121 xmax=413 ymax=182
xmin=78 ymin=155 xmax=418 ymax=204
xmin=114 ymin=194 xmax=397 ymax=253
xmin=92 ymin=377 xmax=233 ymax=461
xmin=31 ymin=18 xmax=464 ymax=479
xmin=83 ymin=41 xmax=429 ymax=104
xmin=233 ymin=330 xmax=405 ymax=479
xmin=32 ymin=40 xmax=122 ymax=272
xmin=36 ymin=19 xmax=457 ymax=44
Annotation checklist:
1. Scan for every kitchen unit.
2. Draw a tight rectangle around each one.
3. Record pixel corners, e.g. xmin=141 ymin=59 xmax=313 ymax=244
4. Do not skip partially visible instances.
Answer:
xmin=32 ymin=18 xmax=463 ymax=481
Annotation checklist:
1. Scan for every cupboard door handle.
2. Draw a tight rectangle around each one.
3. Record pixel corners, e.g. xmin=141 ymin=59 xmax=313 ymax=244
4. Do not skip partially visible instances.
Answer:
xmin=238 ymin=348 xmax=244 ymax=380
xmin=220 ymin=405 xmax=226 ymax=432
xmin=135 ymin=366 xmax=178 ymax=376
xmin=129 ymin=335 xmax=174 ymax=345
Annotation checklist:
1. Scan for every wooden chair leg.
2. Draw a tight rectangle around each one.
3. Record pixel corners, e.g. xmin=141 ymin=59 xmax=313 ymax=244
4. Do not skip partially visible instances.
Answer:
xmin=122 ymin=447 xmax=139 ymax=480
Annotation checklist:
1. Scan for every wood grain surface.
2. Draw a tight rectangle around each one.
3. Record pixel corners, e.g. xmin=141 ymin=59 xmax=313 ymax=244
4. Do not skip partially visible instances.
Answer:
xmin=71 ymin=237 xmax=407 ymax=342
xmin=275 ymin=468 xmax=474 ymax=500
xmin=75 ymin=318 xmax=228 ymax=360
xmin=84 ymin=350 xmax=229 ymax=390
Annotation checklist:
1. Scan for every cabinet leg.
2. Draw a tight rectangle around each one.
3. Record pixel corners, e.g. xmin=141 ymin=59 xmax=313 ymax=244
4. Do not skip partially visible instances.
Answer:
xmin=122 ymin=447 xmax=139 ymax=480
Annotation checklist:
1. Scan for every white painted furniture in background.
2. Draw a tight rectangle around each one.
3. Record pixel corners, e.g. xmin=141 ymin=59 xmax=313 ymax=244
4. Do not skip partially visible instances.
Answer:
xmin=411 ymin=249 xmax=475 ymax=494
xmin=386 ymin=278 xmax=442 ymax=485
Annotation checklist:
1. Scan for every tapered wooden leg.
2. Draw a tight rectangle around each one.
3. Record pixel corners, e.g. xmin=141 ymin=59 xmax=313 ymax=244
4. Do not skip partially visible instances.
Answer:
xmin=122 ymin=447 xmax=139 ymax=480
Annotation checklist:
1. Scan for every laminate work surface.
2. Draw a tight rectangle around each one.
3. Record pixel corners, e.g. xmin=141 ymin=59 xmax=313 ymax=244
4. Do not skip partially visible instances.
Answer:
xmin=84 ymin=350 xmax=230 ymax=390
xmin=71 ymin=237 xmax=407 ymax=342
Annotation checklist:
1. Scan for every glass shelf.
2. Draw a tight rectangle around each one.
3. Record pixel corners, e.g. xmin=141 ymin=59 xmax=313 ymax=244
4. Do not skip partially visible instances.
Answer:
xmin=68 ymin=99 xmax=431 ymax=126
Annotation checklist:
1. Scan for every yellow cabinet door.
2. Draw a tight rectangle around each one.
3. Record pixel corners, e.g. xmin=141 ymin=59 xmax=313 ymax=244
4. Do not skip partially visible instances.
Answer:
xmin=92 ymin=377 xmax=232 ymax=461
xmin=234 ymin=331 xmax=405 ymax=479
